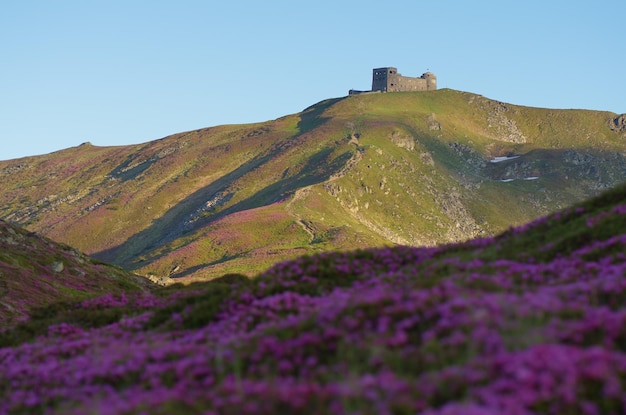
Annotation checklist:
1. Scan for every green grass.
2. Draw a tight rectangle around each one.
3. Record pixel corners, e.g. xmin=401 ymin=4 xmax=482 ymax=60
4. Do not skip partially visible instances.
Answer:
xmin=1 ymin=89 xmax=625 ymax=283
xmin=0 ymin=219 xmax=155 ymax=325
xmin=480 ymin=182 xmax=626 ymax=262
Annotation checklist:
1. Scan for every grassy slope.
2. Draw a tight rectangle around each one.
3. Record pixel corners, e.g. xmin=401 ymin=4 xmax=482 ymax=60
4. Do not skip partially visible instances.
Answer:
xmin=0 ymin=219 xmax=154 ymax=325
xmin=0 ymin=90 xmax=624 ymax=282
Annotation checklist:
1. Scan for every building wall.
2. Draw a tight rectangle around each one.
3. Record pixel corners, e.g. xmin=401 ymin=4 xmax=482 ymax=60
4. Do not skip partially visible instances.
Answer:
xmin=371 ymin=67 xmax=436 ymax=93
xmin=388 ymin=73 xmax=428 ymax=92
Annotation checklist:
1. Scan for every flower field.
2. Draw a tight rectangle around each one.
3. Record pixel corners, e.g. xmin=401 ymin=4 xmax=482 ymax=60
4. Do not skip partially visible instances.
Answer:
xmin=1 ymin=183 xmax=626 ymax=414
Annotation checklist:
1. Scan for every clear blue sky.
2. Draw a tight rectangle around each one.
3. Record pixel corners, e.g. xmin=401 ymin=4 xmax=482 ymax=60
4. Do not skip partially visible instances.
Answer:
xmin=2 ymin=0 xmax=624 ymax=161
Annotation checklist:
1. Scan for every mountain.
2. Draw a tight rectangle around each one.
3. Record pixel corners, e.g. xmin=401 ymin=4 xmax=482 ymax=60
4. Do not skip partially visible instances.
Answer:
xmin=1 ymin=89 xmax=625 ymax=283
xmin=0 ymin=219 xmax=154 ymax=325
xmin=1 ymin=179 xmax=625 ymax=414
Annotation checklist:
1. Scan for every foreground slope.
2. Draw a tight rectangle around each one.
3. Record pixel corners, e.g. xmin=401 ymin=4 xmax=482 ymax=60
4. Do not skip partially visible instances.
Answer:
xmin=1 ymin=89 xmax=625 ymax=282
xmin=1 ymin=181 xmax=625 ymax=414
xmin=0 ymin=220 xmax=154 ymax=325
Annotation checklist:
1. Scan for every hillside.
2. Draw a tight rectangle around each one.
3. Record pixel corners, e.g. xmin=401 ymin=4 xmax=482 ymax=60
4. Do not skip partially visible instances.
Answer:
xmin=1 ymin=180 xmax=625 ymax=414
xmin=1 ymin=89 xmax=625 ymax=282
xmin=0 ymin=219 xmax=154 ymax=325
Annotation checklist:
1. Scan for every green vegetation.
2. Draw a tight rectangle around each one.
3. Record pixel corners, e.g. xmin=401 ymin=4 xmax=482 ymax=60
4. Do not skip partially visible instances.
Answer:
xmin=0 ymin=219 xmax=154 ymax=326
xmin=0 ymin=89 xmax=624 ymax=282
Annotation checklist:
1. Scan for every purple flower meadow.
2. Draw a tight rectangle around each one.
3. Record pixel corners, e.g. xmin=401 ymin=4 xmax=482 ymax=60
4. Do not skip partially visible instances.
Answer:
xmin=1 ymin=188 xmax=626 ymax=414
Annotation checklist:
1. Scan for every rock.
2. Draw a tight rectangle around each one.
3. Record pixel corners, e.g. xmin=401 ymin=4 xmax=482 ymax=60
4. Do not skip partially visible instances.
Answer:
xmin=145 ymin=274 xmax=172 ymax=286
xmin=427 ymin=113 xmax=442 ymax=131
xmin=609 ymin=114 xmax=626 ymax=132
xmin=420 ymin=152 xmax=435 ymax=166
xmin=1 ymin=163 xmax=29 ymax=176
xmin=0 ymin=301 xmax=14 ymax=312
xmin=484 ymin=100 xmax=526 ymax=143
xmin=390 ymin=130 xmax=415 ymax=150
xmin=564 ymin=150 xmax=593 ymax=165
xmin=51 ymin=261 xmax=64 ymax=273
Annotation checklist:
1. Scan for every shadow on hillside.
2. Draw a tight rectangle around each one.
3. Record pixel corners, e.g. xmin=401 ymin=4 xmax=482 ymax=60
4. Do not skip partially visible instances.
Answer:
xmin=297 ymin=97 xmax=346 ymax=134
xmin=215 ymin=147 xmax=352 ymax=215
xmin=482 ymin=147 xmax=626 ymax=184
xmin=93 ymin=99 xmax=349 ymax=270
xmin=93 ymin=139 xmax=354 ymax=272
xmin=169 ymin=263 xmax=215 ymax=279
xmin=92 ymin=148 xmax=279 ymax=267
xmin=168 ymin=253 xmax=243 ymax=279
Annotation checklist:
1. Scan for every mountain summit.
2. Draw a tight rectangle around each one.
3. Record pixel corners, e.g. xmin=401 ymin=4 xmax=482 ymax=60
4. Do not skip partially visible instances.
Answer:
xmin=1 ymin=89 xmax=625 ymax=282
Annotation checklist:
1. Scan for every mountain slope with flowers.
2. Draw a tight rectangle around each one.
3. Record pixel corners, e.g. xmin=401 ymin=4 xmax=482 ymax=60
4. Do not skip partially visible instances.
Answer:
xmin=0 ymin=219 xmax=154 ymax=326
xmin=1 ymin=181 xmax=626 ymax=414
xmin=1 ymin=89 xmax=625 ymax=283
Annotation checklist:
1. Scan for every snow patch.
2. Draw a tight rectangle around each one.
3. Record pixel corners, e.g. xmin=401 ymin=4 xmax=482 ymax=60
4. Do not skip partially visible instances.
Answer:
xmin=499 ymin=177 xmax=540 ymax=183
xmin=490 ymin=156 xmax=520 ymax=163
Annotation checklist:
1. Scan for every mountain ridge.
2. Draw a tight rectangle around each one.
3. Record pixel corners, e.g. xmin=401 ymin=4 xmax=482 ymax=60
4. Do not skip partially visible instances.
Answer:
xmin=1 ymin=89 xmax=625 ymax=283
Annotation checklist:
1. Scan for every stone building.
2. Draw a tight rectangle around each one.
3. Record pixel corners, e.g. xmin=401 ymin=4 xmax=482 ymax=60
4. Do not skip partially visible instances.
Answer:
xmin=349 ymin=67 xmax=436 ymax=95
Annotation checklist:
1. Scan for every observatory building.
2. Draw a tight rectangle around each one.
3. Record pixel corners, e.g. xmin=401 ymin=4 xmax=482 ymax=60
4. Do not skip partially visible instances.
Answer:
xmin=349 ymin=67 xmax=436 ymax=95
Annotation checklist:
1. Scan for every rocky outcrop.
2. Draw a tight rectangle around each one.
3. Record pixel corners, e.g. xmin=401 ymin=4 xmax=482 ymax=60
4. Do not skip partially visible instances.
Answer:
xmin=390 ymin=130 xmax=415 ymax=150
xmin=1 ymin=163 xmax=29 ymax=176
xmin=609 ymin=114 xmax=626 ymax=132
xmin=438 ymin=187 xmax=483 ymax=241
xmin=448 ymin=142 xmax=487 ymax=169
xmin=487 ymin=103 xmax=526 ymax=143
xmin=564 ymin=150 xmax=594 ymax=165
xmin=427 ymin=113 xmax=442 ymax=131
xmin=471 ymin=97 xmax=527 ymax=143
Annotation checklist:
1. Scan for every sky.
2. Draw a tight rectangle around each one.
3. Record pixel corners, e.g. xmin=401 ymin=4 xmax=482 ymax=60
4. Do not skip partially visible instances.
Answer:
xmin=1 ymin=0 xmax=625 ymax=161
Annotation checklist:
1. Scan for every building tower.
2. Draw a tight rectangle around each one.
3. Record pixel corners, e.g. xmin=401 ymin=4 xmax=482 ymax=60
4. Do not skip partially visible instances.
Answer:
xmin=423 ymin=72 xmax=437 ymax=90
xmin=371 ymin=67 xmax=396 ymax=92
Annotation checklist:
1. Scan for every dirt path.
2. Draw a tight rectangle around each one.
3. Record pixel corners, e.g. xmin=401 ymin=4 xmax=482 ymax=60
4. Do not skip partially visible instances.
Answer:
xmin=285 ymin=185 xmax=316 ymax=242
